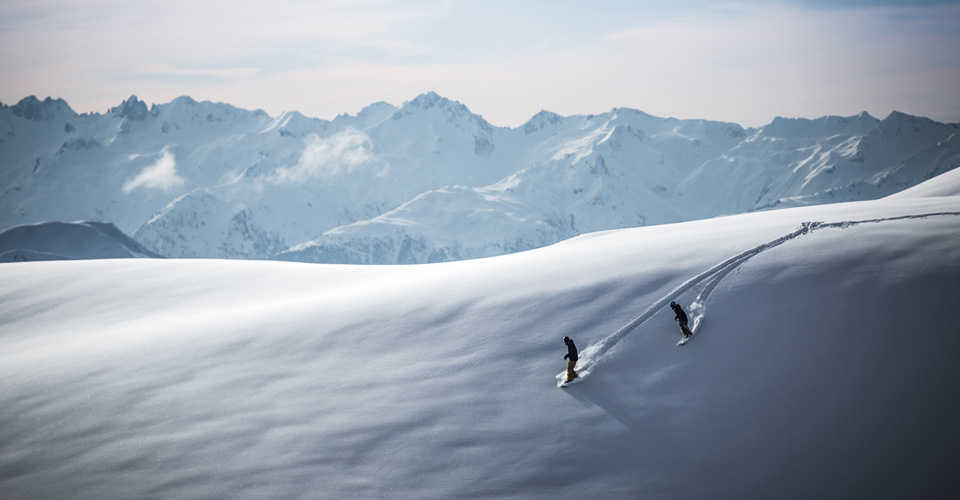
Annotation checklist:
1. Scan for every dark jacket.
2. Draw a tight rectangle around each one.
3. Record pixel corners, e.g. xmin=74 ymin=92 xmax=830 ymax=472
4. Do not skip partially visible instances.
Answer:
xmin=564 ymin=340 xmax=578 ymax=362
xmin=671 ymin=304 xmax=688 ymax=325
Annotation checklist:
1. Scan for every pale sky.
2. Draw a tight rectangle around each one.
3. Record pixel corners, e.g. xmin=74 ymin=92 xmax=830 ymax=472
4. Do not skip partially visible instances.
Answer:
xmin=2 ymin=0 xmax=958 ymax=128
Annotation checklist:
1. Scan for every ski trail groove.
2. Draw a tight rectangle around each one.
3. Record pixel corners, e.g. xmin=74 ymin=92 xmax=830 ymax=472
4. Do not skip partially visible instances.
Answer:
xmin=560 ymin=211 xmax=960 ymax=382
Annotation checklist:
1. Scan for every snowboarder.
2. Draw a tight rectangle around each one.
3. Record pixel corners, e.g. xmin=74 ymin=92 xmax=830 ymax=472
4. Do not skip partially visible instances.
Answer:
xmin=670 ymin=301 xmax=693 ymax=341
xmin=563 ymin=336 xmax=579 ymax=383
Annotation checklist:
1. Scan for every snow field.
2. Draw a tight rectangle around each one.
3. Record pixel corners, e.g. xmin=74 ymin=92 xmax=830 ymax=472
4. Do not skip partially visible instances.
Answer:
xmin=1 ymin=191 xmax=959 ymax=498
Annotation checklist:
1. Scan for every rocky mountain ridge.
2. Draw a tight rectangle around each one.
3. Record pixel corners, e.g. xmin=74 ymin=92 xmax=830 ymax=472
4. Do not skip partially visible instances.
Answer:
xmin=2 ymin=92 xmax=957 ymax=263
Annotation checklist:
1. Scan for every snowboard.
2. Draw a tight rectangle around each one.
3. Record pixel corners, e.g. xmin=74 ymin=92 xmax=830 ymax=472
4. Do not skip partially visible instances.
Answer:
xmin=558 ymin=374 xmax=582 ymax=388
xmin=677 ymin=317 xmax=702 ymax=346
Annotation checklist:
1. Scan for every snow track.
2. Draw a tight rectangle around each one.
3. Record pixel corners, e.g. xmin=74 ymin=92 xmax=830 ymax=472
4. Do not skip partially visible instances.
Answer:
xmin=562 ymin=211 xmax=960 ymax=381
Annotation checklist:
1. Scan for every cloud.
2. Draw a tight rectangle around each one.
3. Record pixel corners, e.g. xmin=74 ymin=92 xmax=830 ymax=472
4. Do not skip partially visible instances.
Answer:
xmin=434 ymin=2 xmax=960 ymax=127
xmin=135 ymin=63 xmax=262 ymax=80
xmin=272 ymin=129 xmax=380 ymax=184
xmin=123 ymin=149 xmax=185 ymax=193
xmin=3 ymin=1 xmax=958 ymax=129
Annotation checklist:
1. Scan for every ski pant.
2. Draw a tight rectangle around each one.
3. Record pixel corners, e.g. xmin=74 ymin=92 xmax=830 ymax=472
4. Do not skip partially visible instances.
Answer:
xmin=679 ymin=321 xmax=692 ymax=337
xmin=566 ymin=359 xmax=578 ymax=381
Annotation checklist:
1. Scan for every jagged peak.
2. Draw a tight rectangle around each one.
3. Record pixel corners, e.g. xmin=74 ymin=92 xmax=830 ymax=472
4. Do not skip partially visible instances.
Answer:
xmin=10 ymin=95 xmax=77 ymax=121
xmin=402 ymin=92 xmax=478 ymax=119
xmin=394 ymin=92 xmax=493 ymax=132
xmin=407 ymin=91 xmax=458 ymax=110
xmin=110 ymin=95 xmax=149 ymax=121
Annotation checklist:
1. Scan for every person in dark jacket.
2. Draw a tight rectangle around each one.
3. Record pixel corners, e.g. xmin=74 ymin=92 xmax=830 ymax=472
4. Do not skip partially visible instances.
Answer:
xmin=670 ymin=301 xmax=693 ymax=340
xmin=563 ymin=336 xmax=579 ymax=382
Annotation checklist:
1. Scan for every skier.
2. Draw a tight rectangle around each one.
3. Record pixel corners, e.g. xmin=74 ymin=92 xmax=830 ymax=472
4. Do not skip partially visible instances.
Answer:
xmin=563 ymin=336 xmax=579 ymax=382
xmin=670 ymin=301 xmax=693 ymax=341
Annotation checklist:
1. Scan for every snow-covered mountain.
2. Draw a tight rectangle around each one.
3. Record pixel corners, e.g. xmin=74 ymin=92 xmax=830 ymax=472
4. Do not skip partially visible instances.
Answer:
xmin=2 ymin=93 xmax=958 ymax=263
xmin=2 ymin=169 xmax=958 ymax=499
xmin=0 ymin=220 xmax=160 ymax=262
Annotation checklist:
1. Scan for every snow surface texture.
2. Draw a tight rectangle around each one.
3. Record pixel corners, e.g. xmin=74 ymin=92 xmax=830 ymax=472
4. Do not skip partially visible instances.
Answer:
xmin=2 ymin=172 xmax=959 ymax=499
xmin=0 ymin=220 xmax=160 ymax=262
xmin=2 ymin=94 xmax=958 ymax=263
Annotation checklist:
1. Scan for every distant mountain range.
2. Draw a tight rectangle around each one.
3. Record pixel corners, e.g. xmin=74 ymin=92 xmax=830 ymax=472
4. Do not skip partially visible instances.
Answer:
xmin=2 ymin=92 xmax=958 ymax=263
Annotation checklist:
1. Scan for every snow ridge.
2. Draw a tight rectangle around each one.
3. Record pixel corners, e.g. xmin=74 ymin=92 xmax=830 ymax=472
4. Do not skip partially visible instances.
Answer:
xmin=563 ymin=210 xmax=960 ymax=384
xmin=0 ymin=221 xmax=161 ymax=262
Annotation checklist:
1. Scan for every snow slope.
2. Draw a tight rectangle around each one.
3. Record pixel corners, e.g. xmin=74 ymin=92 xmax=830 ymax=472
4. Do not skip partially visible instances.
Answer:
xmin=3 ymin=94 xmax=958 ymax=263
xmin=0 ymin=220 xmax=160 ymax=262
xmin=2 ymin=172 xmax=959 ymax=498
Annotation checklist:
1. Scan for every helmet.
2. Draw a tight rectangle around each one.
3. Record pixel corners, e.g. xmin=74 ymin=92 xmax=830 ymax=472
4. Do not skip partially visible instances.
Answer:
xmin=562 ymin=336 xmax=570 ymax=343
xmin=669 ymin=301 xmax=677 ymax=307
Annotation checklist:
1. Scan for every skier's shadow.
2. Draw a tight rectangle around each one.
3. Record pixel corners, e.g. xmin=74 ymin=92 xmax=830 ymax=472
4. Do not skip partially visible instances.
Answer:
xmin=561 ymin=376 xmax=644 ymax=430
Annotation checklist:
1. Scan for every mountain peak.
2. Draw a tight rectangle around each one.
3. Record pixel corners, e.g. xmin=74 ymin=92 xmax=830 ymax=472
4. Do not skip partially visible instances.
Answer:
xmin=9 ymin=96 xmax=77 ymax=121
xmin=762 ymin=113 xmax=879 ymax=139
xmin=408 ymin=91 xmax=454 ymax=110
xmin=522 ymin=110 xmax=564 ymax=135
xmin=395 ymin=92 xmax=492 ymax=132
xmin=172 ymin=95 xmax=198 ymax=107
xmin=261 ymin=110 xmax=326 ymax=136
xmin=110 ymin=95 xmax=149 ymax=121
xmin=403 ymin=92 xmax=476 ymax=118
xmin=333 ymin=101 xmax=396 ymax=127
xmin=880 ymin=110 xmax=937 ymax=127
xmin=612 ymin=107 xmax=653 ymax=119
xmin=884 ymin=110 xmax=915 ymax=121
xmin=149 ymin=96 xmax=269 ymax=125
xmin=358 ymin=101 xmax=397 ymax=116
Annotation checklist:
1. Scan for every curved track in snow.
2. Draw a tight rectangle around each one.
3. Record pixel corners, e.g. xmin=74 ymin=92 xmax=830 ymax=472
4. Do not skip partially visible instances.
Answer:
xmin=559 ymin=211 xmax=960 ymax=384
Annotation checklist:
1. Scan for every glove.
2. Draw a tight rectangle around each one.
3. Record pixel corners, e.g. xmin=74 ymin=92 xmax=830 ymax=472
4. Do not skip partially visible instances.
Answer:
xmin=564 ymin=354 xmax=569 ymax=360
xmin=674 ymin=317 xmax=678 ymax=321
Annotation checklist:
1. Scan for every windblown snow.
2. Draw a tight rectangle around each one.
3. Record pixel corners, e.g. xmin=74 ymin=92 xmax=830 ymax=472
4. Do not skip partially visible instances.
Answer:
xmin=1 ymin=171 xmax=958 ymax=499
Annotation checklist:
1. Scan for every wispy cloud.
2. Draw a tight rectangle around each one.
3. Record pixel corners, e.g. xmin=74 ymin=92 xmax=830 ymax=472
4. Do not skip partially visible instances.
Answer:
xmin=123 ymin=148 xmax=185 ymax=193
xmin=421 ymin=2 xmax=960 ymax=126
xmin=272 ymin=129 xmax=381 ymax=184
